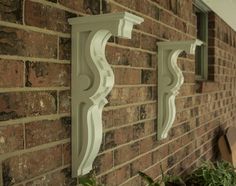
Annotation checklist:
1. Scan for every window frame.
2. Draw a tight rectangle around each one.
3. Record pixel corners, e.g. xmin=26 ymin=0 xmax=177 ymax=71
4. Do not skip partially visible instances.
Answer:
xmin=193 ymin=2 xmax=209 ymax=80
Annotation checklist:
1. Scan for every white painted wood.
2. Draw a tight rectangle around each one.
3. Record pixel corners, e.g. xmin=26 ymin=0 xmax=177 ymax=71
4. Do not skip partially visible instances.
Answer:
xmin=200 ymin=0 xmax=236 ymax=31
xmin=68 ymin=12 xmax=143 ymax=177
xmin=157 ymin=40 xmax=203 ymax=140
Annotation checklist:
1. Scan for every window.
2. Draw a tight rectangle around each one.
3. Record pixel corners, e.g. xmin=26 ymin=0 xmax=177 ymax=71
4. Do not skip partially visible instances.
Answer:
xmin=194 ymin=3 xmax=209 ymax=80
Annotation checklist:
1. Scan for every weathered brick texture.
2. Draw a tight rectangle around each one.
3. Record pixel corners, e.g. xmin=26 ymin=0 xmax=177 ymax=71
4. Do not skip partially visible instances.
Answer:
xmin=0 ymin=59 xmax=24 ymax=88
xmin=0 ymin=26 xmax=57 ymax=58
xmin=25 ymin=0 xmax=75 ymax=33
xmin=2 ymin=145 xmax=62 ymax=185
xmin=0 ymin=0 xmax=23 ymax=23
xmin=0 ymin=0 xmax=236 ymax=185
xmin=25 ymin=117 xmax=71 ymax=148
xmin=0 ymin=91 xmax=57 ymax=121
xmin=0 ymin=124 xmax=24 ymax=154
xmin=25 ymin=61 xmax=70 ymax=87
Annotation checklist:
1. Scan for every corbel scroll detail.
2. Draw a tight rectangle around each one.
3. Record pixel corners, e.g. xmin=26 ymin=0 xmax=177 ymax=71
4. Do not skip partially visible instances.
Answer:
xmin=68 ymin=12 xmax=143 ymax=177
xmin=157 ymin=40 xmax=203 ymax=140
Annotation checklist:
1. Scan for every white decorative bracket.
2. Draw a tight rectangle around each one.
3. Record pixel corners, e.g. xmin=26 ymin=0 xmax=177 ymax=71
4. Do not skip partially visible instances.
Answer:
xmin=68 ymin=12 xmax=143 ymax=177
xmin=157 ymin=40 xmax=203 ymax=140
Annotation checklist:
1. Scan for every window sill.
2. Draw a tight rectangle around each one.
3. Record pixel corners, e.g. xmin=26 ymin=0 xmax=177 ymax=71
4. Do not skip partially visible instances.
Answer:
xmin=196 ymin=80 xmax=220 ymax=93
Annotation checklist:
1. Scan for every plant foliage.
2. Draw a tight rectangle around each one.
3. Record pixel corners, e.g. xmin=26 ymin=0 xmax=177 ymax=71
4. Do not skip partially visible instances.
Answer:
xmin=185 ymin=161 xmax=236 ymax=186
xmin=138 ymin=166 xmax=185 ymax=186
xmin=79 ymin=173 xmax=103 ymax=186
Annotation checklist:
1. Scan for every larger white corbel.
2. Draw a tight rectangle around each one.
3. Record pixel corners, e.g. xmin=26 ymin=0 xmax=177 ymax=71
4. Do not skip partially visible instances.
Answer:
xmin=157 ymin=40 xmax=203 ymax=140
xmin=68 ymin=12 xmax=143 ymax=177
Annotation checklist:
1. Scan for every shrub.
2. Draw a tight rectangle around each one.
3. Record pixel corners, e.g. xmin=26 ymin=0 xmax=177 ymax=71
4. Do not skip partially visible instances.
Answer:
xmin=185 ymin=161 xmax=236 ymax=186
xmin=138 ymin=166 xmax=185 ymax=186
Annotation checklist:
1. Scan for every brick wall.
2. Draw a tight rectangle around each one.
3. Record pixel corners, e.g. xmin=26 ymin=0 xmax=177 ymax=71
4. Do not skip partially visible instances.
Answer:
xmin=0 ymin=0 xmax=236 ymax=185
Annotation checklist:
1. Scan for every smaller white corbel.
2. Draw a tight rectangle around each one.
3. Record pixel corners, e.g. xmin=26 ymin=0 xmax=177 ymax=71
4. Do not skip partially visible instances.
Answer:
xmin=68 ymin=12 xmax=143 ymax=177
xmin=157 ymin=40 xmax=203 ymax=140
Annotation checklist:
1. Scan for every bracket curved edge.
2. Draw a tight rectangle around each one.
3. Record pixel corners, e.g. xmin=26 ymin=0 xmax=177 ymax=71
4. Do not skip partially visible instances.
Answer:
xmin=68 ymin=12 xmax=143 ymax=177
xmin=157 ymin=40 xmax=203 ymax=140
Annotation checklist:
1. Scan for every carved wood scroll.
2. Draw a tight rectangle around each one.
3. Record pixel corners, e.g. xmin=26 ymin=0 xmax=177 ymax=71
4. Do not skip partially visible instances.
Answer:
xmin=157 ymin=40 xmax=203 ymax=140
xmin=68 ymin=12 xmax=143 ymax=177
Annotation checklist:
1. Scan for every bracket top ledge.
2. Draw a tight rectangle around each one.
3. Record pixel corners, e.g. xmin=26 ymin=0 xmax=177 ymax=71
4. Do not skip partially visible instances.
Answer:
xmin=157 ymin=39 xmax=203 ymax=49
xmin=68 ymin=12 xmax=144 ymax=25
xmin=157 ymin=39 xmax=203 ymax=53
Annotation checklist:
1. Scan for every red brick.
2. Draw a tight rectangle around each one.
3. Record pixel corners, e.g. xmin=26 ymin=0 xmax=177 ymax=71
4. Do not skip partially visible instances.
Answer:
xmin=170 ymin=0 xmax=177 ymax=14
xmin=107 ymin=87 xmax=156 ymax=106
xmin=0 ymin=0 xmax=23 ymax=23
xmin=144 ymin=162 xmax=162 ymax=182
xmin=139 ymin=135 xmax=156 ymax=154
xmin=160 ymin=9 xmax=176 ymax=28
xmin=0 ymin=124 xmax=24 ymax=154
xmin=114 ymin=142 xmax=139 ymax=165
xmin=0 ymin=59 xmax=24 ymax=88
xmin=94 ymin=151 xmax=113 ymax=174
xmin=102 ymin=105 xmax=140 ymax=129
xmin=136 ymin=17 xmax=153 ymax=33
xmin=104 ymin=126 xmax=133 ymax=149
xmin=25 ymin=117 xmax=71 ymax=148
xmin=175 ymin=109 xmax=191 ymax=124
xmin=141 ymin=70 xmax=156 ymax=84
xmin=141 ymin=34 xmax=157 ymax=51
xmin=103 ymin=1 xmax=124 ymax=14
xmin=26 ymin=167 xmax=77 ymax=186
xmin=116 ymin=32 xmax=140 ymax=48
xmin=59 ymin=90 xmax=71 ymax=113
xmin=106 ymin=46 xmax=155 ymax=68
xmin=59 ymin=0 xmax=100 ymax=14
xmin=183 ymin=72 xmax=195 ymax=83
xmin=176 ymin=97 xmax=193 ymax=110
xmin=0 ymin=91 xmax=57 ymax=121
xmin=176 ymin=0 xmax=192 ymax=22
xmin=59 ymin=37 xmax=71 ymax=60
xmin=2 ymin=145 xmax=62 ymax=185
xmin=113 ymin=0 xmax=139 ymax=11
xmin=139 ymin=103 xmax=156 ymax=120
xmin=177 ymin=59 xmax=195 ymax=72
xmin=121 ymin=176 xmax=141 ymax=186
xmin=25 ymin=61 xmax=70 ymax=87
xmin=138 ymin=0 xmax=159 ymax=20
xmin=130 ymin=153 xmax=152 ymax=176
xmin=0 ymin=26 xmax=57 ymax=58
xmin=152 ymin=145 xmax=169 ymax=163
xmin=158 ymin=0 xmax=170 ymax=9
xmin=175 ymin=18 xmax=187 ymax=33
xmin=133 ymin=120 xmax=155 ymax=140
xmin=152 ymin=21 xmax=161 ymax=37
xmin=0 ymin=1 xmax=235 ymax=185
xmin=58 ymin=0 xmax=83 ymax=12
xmin=181 ymin=131 xmax=195 ymax=146
xmin=196 ymin=81 xmax=220 ymax=93
xmin=101 ymin=165 xmax=130 ymax=186
xmin=114 ymin=68 xmax=141 ymax=85
xmin=47 ymin=0 xmax=58 ymax=2
xmin=178 ymin=84 xmax=195 ymax=97
xmin=25 ymin=0 xmax=75 ymax=33
xmin=62 ymin=143 xmax=71 ymax=165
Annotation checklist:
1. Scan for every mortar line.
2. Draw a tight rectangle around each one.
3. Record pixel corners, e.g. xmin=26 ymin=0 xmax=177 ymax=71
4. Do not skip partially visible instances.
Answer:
xmin=97 ymin=123 xmax=220 ymax=178
xmin=0 ymin=113 xmax=70 ymax=126
xmin=14 ymin=165 xmax=71 ymax=185
xmin=0 ymin=21 xmax=70 ymax=38
xmin=0 ymin=55 xmax=70 ymax=64
xmin=0 ymin=139 xmax=70 ymax=161
xmin=103 ymin=100 xmax=156 ymax=111
xmin=0 ymin=87 xmax=70 ymax=93
xmin=109 ymin=0 xmax=196 ymax=40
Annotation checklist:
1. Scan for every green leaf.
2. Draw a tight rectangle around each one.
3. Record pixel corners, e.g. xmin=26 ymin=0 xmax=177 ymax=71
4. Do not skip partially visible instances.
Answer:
xmin=79 ymin=176 xmax=98 ymax=186
xmin=138 ymin=171 xmax=155 ymax=184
